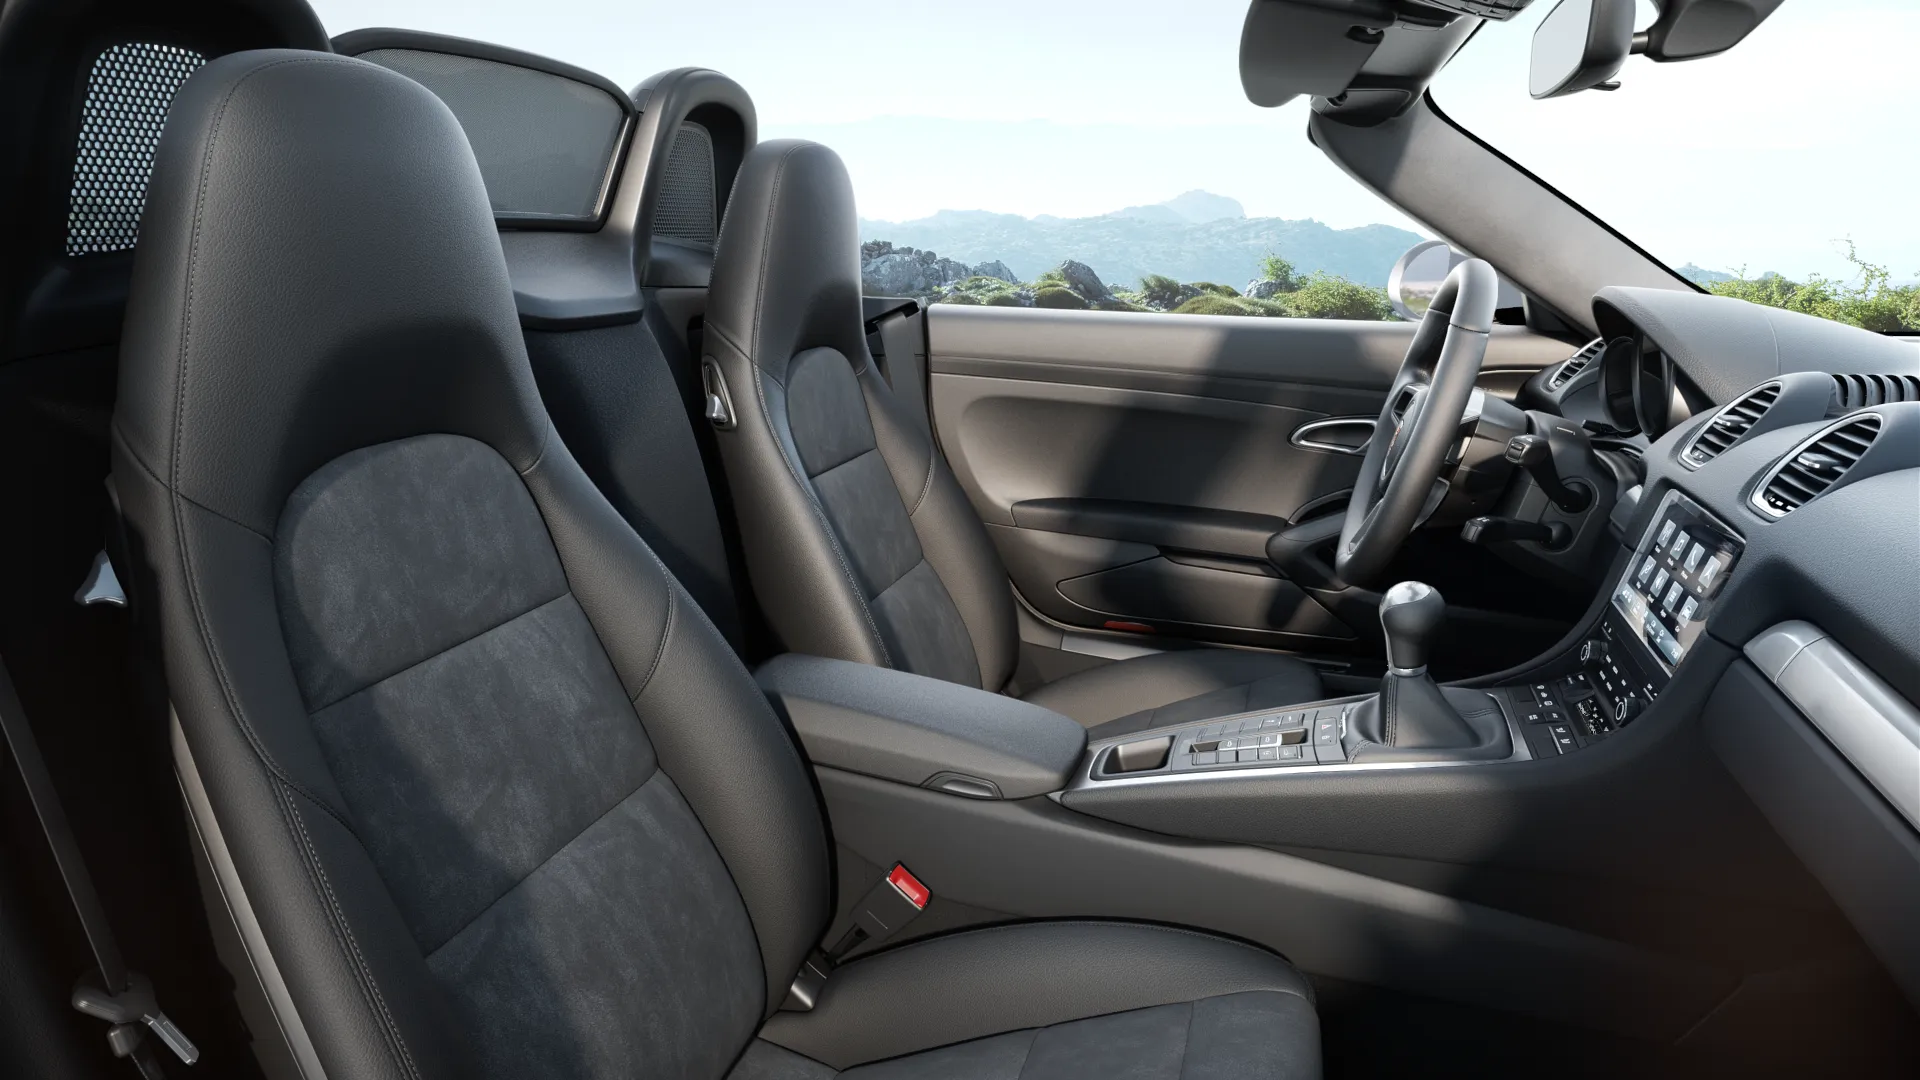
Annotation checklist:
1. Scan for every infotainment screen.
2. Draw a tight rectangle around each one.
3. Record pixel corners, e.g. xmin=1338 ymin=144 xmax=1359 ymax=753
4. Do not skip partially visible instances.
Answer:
xmin=1611 ymin=491 xmax=1744 ymax=671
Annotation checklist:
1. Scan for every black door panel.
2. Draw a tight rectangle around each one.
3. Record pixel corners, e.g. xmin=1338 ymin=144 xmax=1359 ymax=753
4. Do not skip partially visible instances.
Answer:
xmin=930 ymin=305 xmax=1571 ymax=656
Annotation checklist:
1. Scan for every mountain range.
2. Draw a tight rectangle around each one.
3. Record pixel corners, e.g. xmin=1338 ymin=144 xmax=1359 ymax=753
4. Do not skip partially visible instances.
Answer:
xmin=860 ymin=191 xmax=1424 ymax=290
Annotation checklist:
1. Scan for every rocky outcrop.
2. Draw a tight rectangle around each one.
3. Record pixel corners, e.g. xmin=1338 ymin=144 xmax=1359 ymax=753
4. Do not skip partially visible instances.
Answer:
xmin=971 ymin=259 xmax=1018 ymax=284
xmin=1055 ymin=259 xmax=1112 ymax=303
xmin=861 ymin=240 xmax=1008 ymax=297
xmin=1244 ymin=279 xmax=1285 ymax=301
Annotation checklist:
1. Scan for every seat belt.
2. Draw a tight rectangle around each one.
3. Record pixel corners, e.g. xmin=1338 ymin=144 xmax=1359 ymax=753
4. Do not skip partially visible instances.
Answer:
xmin=0 ymin=657 xmax=197 ymax=1077
xmin=864 ymin=299 xmax=931 ymax=437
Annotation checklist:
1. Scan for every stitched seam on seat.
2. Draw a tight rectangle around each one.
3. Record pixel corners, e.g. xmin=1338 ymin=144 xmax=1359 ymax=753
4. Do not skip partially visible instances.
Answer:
xmin=745 ymin=142 xmax=810 ymax=367
xmin=306 ymin=590 xmax=572 ymax=714
xmin=516 ymin=414 xmax=554 ymax=477
xmin=1010 ymin=1028 xmax=1039 ymax=1080
xmin=115 ymin=422 xmax=274 ymax=542
xmin=174 ymin=496 xmax=355 ymax=834
xmin=747 ymin=348 xmax=892 ymax=667
xmin=630 ymin=586 xmax=677 ymax=705
xmin=422 ymin=770 xmax=660 ymax=957
xmin=282 ymin=784 xmax=423 ymax=1080
xmin=906 ymin=447 xmax=936 ymax=518
xmin=1176 ymin=999 xmax=1197 ymax=1080
xmin=806 ymin=444 xmax=886 ymax=484
xmin=858 ymin=920 xmax=1313 ymax=1003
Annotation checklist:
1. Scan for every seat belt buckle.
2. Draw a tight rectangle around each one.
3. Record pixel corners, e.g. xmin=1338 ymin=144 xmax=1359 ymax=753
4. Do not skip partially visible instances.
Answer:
xmin=73 ymin=970 xmax=199 ymax=1067
xmin=827 ymin=862 xmax=930 ymax=963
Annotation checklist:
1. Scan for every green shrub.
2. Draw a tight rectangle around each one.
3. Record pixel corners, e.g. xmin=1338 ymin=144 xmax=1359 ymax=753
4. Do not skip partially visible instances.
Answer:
xmin=1034 ymin=286 xmax=1089 ymax=310
xmin=1172 ymin=294 xmax=1260 ymax=316
xmin=1277 ymin=272 xmax=1394 ymax=320
xmin=1138 ymin=274 xmax=1186 ymax=308
xmin=957 ymin=275 xmax=1014 ymax=290
xmin=1031 ymin=269 xmax=1069 ymax=291
xmin=1257 ymin=252 xmax=1299 ymax=290
xmin=1191 ymin=282 xmax=1241 ymax=297
xmin=1705 ymin=245 xmax=1920 ymax=332
xmin=985 ymin=291 xmax=1028 ymax=307
xmin=936 ymin=291 xmax=982 ymax=305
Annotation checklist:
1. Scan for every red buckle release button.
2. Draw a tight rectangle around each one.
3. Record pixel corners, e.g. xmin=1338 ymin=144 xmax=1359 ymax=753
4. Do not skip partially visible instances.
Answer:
xmin=887 ymin=864 xmax=929 ymax=910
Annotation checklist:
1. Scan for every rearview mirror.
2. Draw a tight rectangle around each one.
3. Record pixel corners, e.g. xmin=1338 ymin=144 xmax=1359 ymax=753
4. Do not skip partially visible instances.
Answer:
xmin=1529 ymin=0 xmax=1635 ymax=100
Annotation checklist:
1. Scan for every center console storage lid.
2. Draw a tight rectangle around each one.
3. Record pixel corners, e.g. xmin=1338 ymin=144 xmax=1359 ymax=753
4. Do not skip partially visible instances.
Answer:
xmin=756 ymin=654 xmax=1088 ymax=799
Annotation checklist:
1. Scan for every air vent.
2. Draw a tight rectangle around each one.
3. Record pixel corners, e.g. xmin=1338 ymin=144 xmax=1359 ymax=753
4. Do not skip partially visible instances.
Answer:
xmin=1547 ymin=338 xmax=1605 ymax=390
xmin=1751 ymin=413 xmax=1882 ymax=518
xmin=1682 ymin=381 xmax=1780 ymax=467
xmin=1830 ymin=373 xmax=1920 ymax=413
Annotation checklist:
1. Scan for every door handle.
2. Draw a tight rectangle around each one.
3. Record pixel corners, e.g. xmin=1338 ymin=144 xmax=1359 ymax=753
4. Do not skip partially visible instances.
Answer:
xmin=1290 ymin=416 xmax=1376 ymax=455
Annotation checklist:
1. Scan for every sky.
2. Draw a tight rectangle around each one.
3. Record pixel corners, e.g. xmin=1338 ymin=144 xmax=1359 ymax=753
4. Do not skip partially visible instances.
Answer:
xmin=304 ymin=1 xmax=1916 ymax=281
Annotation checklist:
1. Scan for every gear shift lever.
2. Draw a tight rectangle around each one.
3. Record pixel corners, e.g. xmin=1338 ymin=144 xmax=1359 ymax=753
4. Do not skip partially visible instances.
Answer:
xmin=1344 ymin=582 xmax=1514 ymax=763
xmin=1380 ymin=581 xmax=1443 ymax=675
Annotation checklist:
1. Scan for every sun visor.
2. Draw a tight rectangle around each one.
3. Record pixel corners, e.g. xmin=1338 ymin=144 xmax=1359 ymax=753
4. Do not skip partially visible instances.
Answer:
xmin=1239 ymin=0 xmax=1395 ymax=108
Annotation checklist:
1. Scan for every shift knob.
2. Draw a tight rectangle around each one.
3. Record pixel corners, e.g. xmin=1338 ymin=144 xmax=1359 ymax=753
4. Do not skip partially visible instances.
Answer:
xmin=1380 ymin=581 xmax=1445 ymax=674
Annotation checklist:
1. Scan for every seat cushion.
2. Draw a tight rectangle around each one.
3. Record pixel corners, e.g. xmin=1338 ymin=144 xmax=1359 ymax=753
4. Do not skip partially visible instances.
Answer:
xmin=1021 ymin=649 xmax=1324 ymax=739
xmin=745 ymin=921 xmax=1319 ymax=1078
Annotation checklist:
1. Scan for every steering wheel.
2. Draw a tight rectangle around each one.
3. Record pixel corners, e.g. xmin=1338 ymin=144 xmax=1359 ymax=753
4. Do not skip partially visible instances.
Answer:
xmin=1335 ymin=258 xmax=1500 ymax=587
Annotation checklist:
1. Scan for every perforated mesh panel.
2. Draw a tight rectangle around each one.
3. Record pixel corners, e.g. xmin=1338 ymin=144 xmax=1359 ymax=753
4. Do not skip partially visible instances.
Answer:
xmin=66 ymin=43 xmax=206 ymax=256
xmin=654 ymin=123 xmax=716 ymax=250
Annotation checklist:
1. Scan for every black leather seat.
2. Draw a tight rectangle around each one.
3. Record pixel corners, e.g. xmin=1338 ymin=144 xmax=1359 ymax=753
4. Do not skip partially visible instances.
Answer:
xmin=702 ymin=140 xmax=1325 ymax=734
xmin=112 ymin=51 xmax=1320 ymax=1078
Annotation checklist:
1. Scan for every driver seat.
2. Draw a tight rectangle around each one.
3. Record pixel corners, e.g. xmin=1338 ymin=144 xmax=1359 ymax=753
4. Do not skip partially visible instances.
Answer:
xmin=704 ymin=140 xmax=1324 ymax=733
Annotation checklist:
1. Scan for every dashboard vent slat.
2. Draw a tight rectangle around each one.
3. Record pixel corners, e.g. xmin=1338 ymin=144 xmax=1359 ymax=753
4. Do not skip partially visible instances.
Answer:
xmin=1682 ymin=381 xmax=1780 ymax=467
xmin=1830 ymin=373 xmax=1920 ymax=413
xmin=1752 ymin=413 xmax=1883 ymax=517
xmin=1547 ymin=338 xmax=1606 ymax=391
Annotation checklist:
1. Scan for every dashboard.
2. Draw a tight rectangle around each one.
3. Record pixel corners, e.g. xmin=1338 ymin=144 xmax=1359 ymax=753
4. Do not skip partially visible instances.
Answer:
xmin=1521 ymin=286 xmax=1920 ymax=1007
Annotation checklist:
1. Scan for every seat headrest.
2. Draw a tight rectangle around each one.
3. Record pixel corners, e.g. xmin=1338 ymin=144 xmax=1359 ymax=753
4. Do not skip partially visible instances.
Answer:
xmin=115 ymin=49 xmax=550 ymax=536
xmin=707 ymin=139 xmax=869 ymax=384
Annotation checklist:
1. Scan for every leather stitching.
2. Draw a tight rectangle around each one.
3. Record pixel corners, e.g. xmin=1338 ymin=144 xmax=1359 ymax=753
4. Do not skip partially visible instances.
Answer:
xmin=630 ymin=585 xmax=677 ymax=704
xmin=306 ymin=591 xmax=572 ymax=714
xmin=906 ymin=443 xmax=936 ymax=518
xmin=744 ymin=142 xmax=810 ymax=370
xmin=1176 ymin=999 xmax=1197 ymax=1080
xmin=282 ymin=784 xmax=423 ymax=1080
xmin=855 ymin=920 xmax=1313 ymax=1004
xmin=422 ymin=771 xmax=661 ymax=957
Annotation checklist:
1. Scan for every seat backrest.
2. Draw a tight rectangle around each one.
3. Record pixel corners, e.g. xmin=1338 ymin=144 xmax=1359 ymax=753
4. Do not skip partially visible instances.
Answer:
xmin=704 ymin=140 xmax=1019 ymax=690
xmin=338 ymin=31 xmax=759 ymax=654
xmin=111 ymin=50 xmax=828 ymax=1079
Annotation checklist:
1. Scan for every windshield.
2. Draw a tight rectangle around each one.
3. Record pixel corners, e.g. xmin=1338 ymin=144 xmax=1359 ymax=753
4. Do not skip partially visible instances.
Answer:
xmin=1432 ymin=0 xmax=1920 ymax=332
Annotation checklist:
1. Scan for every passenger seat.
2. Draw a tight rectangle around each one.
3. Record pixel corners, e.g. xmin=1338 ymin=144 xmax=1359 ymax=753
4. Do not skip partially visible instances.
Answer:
xmin=113 ymin=50 xmax=1321 ymax=1078
xmin=702 ymin=140 xmax=1327 ymax=734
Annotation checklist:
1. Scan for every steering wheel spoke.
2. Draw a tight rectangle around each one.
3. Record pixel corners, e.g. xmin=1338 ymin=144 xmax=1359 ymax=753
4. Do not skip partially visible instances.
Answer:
xmin=1336 ymin=259 xmax=1500 ymax=587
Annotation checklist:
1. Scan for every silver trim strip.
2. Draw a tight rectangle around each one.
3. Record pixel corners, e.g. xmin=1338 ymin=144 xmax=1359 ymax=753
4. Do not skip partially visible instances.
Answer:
xmin=1746 ymin=622 xmax=1920 ymax=832
xmin=1747 ymin=411 xmax=1882 ymax=519
xmin=1289 ymin=416 xmax=1376 ymax=455
xmin=1678 ymin=379 xmax=1779 ymax=470
xmin=1068 ymin=693 xmax=1532 ymax=792
xmin=173 ymin=715 xmax=327 ymax=1080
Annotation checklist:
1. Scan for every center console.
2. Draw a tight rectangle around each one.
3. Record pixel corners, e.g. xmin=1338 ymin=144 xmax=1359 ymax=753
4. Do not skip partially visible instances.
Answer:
xmin=1085 ymin=489 xmax=1746 ymax=784
xmin=1502 ymin=489 xmax=1744 ymax=758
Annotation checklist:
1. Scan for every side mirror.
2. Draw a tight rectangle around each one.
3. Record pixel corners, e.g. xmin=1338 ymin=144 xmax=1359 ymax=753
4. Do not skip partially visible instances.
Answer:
xmin=1386 ymin=240 xmax=1456 ymax=322
xmin=1529 ymin=0 xmax=1636 ymax=100
xmin=1387 ymin=240 xmax=1526 ymax=323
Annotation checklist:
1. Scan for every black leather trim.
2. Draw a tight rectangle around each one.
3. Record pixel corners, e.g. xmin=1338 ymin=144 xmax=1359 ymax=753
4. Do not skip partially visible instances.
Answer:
xmin=759 ymin=921 xmax=1314 ymax=1070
